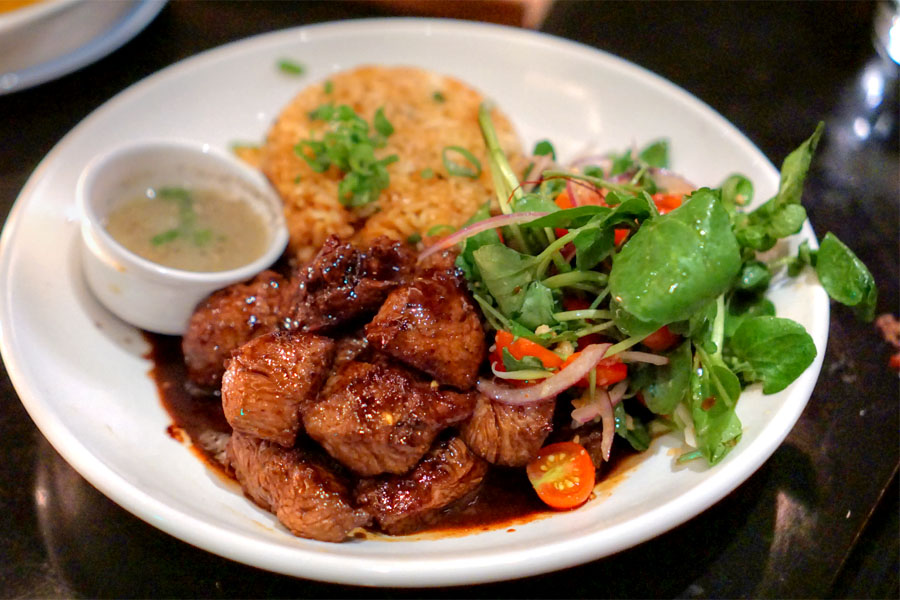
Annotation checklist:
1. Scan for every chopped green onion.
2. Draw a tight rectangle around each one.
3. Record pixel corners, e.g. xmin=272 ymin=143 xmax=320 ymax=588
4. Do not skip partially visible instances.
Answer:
xmin=373 ymin=107 xmax=394 ymax=137
xmin=151 ymin=229 xmax=180 ymax=246
xmin=323 ymin=80 xmax=333 ymax=94
xmin=407 ymin=232 xmax=422 ymax=244
xmin=277 ymin=58 xmax=305 ymax=75
xmin=420 ymin=167 xmax=434 ymax=179
xmin=432 ymin=91 xmax=446 ymax=103
xmin=296 ymin=104 xmax=398 ymax=207
xmin=442 ymin=145 xmax=482 ymax=179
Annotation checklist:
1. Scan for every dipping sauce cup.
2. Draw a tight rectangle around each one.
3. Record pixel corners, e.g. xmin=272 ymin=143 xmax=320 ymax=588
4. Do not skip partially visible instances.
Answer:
xmin=77 ymin=139 xmax=289 ymax=335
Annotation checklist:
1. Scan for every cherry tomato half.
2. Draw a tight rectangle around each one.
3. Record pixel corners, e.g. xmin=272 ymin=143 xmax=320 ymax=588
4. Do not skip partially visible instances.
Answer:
xmin=651 ymin=192 xmax=683 ymax=215
xmin=641 ymin=325 xmax=681 ymax=352
xmin=526 ymin=441 xmax=596 ymax=510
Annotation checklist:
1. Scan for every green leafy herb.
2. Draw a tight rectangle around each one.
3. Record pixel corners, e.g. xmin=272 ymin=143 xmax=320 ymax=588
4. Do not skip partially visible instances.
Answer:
xmin=533 ymin=139 xmax=556 ymax=160
xmin=729 ymin=316 xmax=817 ymax=393
xmin=636 ymin=340 xmax=692 ymax=414
xmin=615 ymin=402 xmax=651 ymax=451
xmin=733 ymin=123 xmax=823 ymax=251
xmin=638 ymin=139 xmax=669 ymax=169
xmin=502 ymin=348 xmax=545 ymax=371
xmin=609 ymin=188 xmax=742 ymax=325
xmin=814 ymin=232 xmax=877 ymax=321
xmin=442 ymin=145 xmax=482 ymax=179
xmin=688 ymin=350 xmax=742 ymax=465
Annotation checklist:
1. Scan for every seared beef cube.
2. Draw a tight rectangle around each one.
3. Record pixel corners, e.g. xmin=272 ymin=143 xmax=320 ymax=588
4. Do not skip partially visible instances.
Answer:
xmin=302 ymin=359 xmax=476 ymax=476
xmin=222 ymin=330 xmax=335 ymax=447
xmin=365 ymin=277 xmax=485 ymax=389
xmin=415 ymin=248 xmax=463 ymax=283
xmin=292 ymin=236 xmax=413 ymax=332
xmin=226 ymin=431 xmax=371 ymax=542
xmin=333 ymin=330 xmax=371 ymax=370
xmin=183 ymin=270 xmax=290 ymax=390
xmin=355 ymin=436 xmax=488 ymax=535
xmin=460 ymin=395 xmax=555 ymax=467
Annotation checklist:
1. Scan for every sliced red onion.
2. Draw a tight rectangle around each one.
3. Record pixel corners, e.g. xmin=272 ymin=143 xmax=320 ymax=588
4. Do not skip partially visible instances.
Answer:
xmin=597 ymin=388 xmax=615 ymax=461
xmin=476 ymin=343 xmax=611 ymax=406
xmin=608 ymin=379 xmax=629 ymax=405
xmin=618 ymin=350 xmax=669 ymax=365
xmin=571 ymin=398 xmax=601 ymax=424
xmin=649 ymin=168 xmax=696 ymax=196
xmin=417 ymin=211 xmax=548 ymax=262
xmin=570 ymin=378 xmax=628 ymax=425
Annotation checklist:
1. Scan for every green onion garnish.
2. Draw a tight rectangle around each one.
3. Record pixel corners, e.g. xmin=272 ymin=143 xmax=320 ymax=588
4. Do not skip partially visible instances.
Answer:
xmin=442 ymin=145 xmax=482 ymax=179
xmin=277 ymin=59 xmax=305 ymax=75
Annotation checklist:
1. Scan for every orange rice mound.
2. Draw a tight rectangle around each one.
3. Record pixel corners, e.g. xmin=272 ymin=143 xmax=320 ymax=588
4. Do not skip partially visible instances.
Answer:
xmin=259 ymin=65 xmax=524 ymax=263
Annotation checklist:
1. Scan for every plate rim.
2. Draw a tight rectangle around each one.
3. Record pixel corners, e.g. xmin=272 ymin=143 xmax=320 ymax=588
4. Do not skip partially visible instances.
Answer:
xmin=0 ymin=17 xmax=829 ymax=587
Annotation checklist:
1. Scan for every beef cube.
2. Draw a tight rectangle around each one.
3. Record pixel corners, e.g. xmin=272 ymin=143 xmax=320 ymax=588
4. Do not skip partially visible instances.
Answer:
xmin=365 ymin=276 xmax=485 ymax=389
xmin=355 ymin=436 xmax=488 ymax=535
xmin=302 ymin=358 xmax=476 ymax=476
xmin=221 ymin=330 xmax=335 ymax=447
xmin=460 ymin=395 xmax=555 ymax=467
xmin=291 ymin=236 xmax=413 ymax=332
xmin=332 ymin=330 xmax=371 ymax=370
xmin=226 ymin=431 xmax=371 ymax=542
xmin=183 ymin=270 xmax=290 ymax=390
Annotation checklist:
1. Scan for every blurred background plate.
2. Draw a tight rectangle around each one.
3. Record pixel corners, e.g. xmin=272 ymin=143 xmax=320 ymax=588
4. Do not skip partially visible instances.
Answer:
xmin=0 ymin=0 xmax=165 ymax=94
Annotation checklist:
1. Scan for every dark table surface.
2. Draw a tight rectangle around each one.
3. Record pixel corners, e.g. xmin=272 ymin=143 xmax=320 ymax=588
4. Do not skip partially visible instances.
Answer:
xmin=1 ymin=1 xmax=897 ymax=598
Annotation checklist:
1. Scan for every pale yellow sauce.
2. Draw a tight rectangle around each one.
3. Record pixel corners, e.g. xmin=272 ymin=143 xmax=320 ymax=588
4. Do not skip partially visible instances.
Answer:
xmin=104 ymin=186 xmax=270 ymax=272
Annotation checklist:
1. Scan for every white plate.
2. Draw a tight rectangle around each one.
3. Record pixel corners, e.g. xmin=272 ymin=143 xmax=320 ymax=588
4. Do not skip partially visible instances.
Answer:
xmin=0 ymin=0 xmax=165 ymax=94
xmin=0 ymin=19 xmax=829 ymax=587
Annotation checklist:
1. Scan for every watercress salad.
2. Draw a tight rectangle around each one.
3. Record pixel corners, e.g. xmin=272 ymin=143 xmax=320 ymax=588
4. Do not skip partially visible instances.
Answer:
xmin=421 ymin=103 xmax=876 ymax=469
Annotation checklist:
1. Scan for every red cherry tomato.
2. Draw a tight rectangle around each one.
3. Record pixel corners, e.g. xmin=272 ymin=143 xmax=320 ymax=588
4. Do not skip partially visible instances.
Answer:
xmin=491 ymin=330 xmax=564 ymax=371
xmin=641 ymin=325 xmax=680 ymax=352
xmin=652 ymin=193 xmax=683 ymax=215
xmin=526 ymin=441 xmax=596 ymax=509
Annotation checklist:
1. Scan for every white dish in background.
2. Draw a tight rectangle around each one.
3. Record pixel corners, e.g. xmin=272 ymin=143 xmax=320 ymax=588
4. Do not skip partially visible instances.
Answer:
xmin=0 ymin=19 xmax=829 ymax=587
xmin=0 ymin=0 xmax=165 ymax=94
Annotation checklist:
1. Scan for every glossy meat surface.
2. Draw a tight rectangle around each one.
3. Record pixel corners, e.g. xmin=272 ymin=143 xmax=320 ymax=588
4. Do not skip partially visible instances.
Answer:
xmin=355 ymin=436 xmax=488 ymax=535
xmin=226 ymin=431 xmax=371 ymax=542
xmin=182 ymin=270 xmax=290 ymax=390
xmin=291 ymin=236 xmax=413 ymax=332
xmin=302 ymin=357 xmax=476 ymax=476
xmin=460 ymin=395 xmax=556 ymax=467
xmin=221 ymin=330 xmax=335 ymax=447
xmin=365 ymin=276 xmax=485 ymax=389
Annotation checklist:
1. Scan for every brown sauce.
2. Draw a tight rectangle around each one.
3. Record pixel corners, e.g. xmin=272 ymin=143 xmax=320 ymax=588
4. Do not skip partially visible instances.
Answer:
xmin=144 ymin=332 xmax=644 ymax=537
